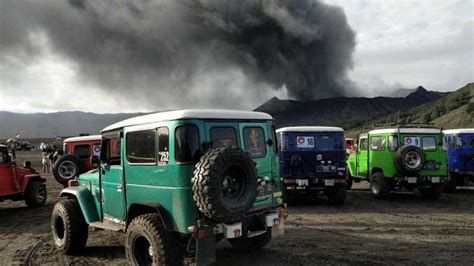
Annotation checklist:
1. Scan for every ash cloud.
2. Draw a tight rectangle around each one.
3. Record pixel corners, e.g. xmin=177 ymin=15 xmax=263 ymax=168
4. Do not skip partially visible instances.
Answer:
xmin=0 ymin=0 xmax=356 ymax=108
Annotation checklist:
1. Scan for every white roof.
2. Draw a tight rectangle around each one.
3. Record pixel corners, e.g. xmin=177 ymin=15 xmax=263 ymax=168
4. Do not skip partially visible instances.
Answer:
xmin=443 ymin=128 xmax=474 ymax=134
xmin=103 ymin=109 xmax=273 ymax=132
xmin=64 ymin=135 xmax=102 ymax=143
xmin=369 ymin=128 xmax=441 ymax=134
xmin=276 ymin=126 xmax=344 ymax=133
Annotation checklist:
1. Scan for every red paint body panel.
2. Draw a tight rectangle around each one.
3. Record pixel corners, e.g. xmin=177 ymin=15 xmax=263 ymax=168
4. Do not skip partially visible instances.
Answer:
xmin=64 ymin=139 xmax=101 ymax=172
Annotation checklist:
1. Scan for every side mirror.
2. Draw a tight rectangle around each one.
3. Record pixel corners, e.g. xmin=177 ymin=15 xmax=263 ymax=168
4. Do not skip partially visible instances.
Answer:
xmin=266 ymin=139 xmax=273 ymax=146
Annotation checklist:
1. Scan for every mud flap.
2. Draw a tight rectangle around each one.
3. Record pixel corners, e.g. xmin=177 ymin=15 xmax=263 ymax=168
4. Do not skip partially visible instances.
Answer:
xmin=196 ymin=234 xmax=216 ymax=266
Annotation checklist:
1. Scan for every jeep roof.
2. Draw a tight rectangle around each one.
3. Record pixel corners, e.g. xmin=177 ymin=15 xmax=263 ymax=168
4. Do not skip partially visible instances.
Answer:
xmin=102 ymin=109 xmax=273 ymax=132
xmin=63 ymin=135 xmax=102 ymax=143
xmin=368 ymin=128 xmax=441 ymax=134
xmin=443 ymin=128 xmax=474 ymax=134
xmin=276 ymin=126 xmax=344 ymax=133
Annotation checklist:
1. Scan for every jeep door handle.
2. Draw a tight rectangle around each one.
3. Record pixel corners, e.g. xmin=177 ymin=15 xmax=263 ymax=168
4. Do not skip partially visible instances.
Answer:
xmin=116 ymin=184 xmax=123 ymax=191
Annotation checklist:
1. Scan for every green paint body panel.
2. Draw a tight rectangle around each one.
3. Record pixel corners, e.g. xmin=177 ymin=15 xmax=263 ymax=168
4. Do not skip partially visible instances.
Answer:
xmin=71 ymin=118 xmax=282 ymax=234
xmin=348 ymin=132 xmax=447 ymax=180
xmin=60 ymin=183 xmax=100 ymax=224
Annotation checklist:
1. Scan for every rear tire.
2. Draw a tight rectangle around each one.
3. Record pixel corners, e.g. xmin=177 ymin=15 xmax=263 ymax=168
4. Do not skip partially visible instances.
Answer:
xmin=443 ymin=172 xmax=457 ymax=193
xmin=370 ymin=172 xmax=391 ymax=199
xmin=420 ymin=183 xmax=443 ymax=200
xmin=24 ymin=181 xmax=47 ymax=208
xmin=327 ymin=186 xmax=346 ymax=205
xmin=51 ymin=198 xmax=88 ymax=254
xmin=229 ymin=230 xmax=272 ymax=251
xmin=125 ymin=213 xmax=183 ymax=266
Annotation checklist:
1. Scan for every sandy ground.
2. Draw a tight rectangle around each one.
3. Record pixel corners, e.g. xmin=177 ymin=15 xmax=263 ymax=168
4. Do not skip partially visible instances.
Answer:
xmin=1 ymin=151 xmax=473 ymax=265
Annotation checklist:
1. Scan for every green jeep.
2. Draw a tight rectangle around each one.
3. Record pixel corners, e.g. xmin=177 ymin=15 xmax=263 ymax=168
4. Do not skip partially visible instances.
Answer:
xmin=50 ymin=109 xmax=285 ymax=265
xmin=347 ymin=126 xmax=448 ymax=199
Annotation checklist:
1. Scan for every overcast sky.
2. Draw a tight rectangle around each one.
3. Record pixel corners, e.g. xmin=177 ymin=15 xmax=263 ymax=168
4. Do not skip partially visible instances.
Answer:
xmin=0 ymin=0 xmax=472 ymax=114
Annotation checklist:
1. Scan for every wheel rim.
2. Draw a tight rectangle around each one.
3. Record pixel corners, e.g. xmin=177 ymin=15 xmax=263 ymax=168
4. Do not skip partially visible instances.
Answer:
xmin=221 ymin=166 xmax=246 ymax=200
xmin=35 ymin=185 xmax=46 ymax=203
xmin=404 ymin=151 xmax=422 ymax=169
xmin=58 ymin=161 xmax=77 ymax=179
xmin=133 ymin=236 xmax=153 ymax=265
xmin=54 ymin=216 xmax=65 ymax=242
xmin=371 ymin=178 xmax=380 ymax=195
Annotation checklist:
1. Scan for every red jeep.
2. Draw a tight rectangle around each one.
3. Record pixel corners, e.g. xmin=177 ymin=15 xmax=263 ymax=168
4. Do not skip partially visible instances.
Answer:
xmin=52 ymin=135 xmax=101 ymax=186
xmin=0 ymin=144 xmax=47 ymax=207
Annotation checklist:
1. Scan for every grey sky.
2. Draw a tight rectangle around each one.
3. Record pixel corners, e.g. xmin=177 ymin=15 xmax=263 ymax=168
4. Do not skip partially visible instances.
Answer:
xmin=0 ymin=0 xmax=472 ymax=113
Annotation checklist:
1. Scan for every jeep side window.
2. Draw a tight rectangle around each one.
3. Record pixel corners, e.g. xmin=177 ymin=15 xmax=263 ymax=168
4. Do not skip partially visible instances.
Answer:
xmin=74 ymin=145 xmax=90 ymax=159
xmin=0 ymin=150 xmax=8 ymax=163
xmin=370 ymin=136 xmax=385 ymax=151
xmin=101 ymin=132 xmax=122 ymax=165
xmin=126 ymin=130 xmax=157 ymax=164
xmin=158 ymin=127 xmax=169 ymax=165
xmin=243 ymin=127 xmax=266 ymax=158
xmin=210 ymin=127 xmax=237 ymax=148
xmin=469 ymin=137 xmax=474 ymax=148
xmin=175 ymin=125 xmax=201 ymax=163
xmin=454 ymin=136 xmax=463 ymax=148
xmin=272 ymin=125 xmax=279 ymax=153
xmin=359 ymin=138 xmax=368 ymax=150
xmin=388 ymin=136 xmax=398 ymax=151
xmin=422 ymin=137 xmax=436 ymax=151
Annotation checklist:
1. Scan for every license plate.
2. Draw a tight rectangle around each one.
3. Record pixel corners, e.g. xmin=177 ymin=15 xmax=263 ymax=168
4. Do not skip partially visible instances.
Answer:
xmin=408 ymin=177 xmax=417 ymax=184
xmin=431 ymin=176 xmax=440 ymax=183
xmin=325 ymin=179 xmax=335 ymax=186
xmin=297 ymin=179 xmax=309 ymax=186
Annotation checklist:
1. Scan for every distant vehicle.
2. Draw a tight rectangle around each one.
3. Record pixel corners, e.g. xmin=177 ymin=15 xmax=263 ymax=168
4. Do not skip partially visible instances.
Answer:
xmin=276 ymin=126 xmax=347 ymax=204
xmin=51 ymin=109 xmax=285 ymax=265
xmin=347 ymin=125 xmax=448 ymax=199
xmin=443 ymin=129 xmax=474 ymax=192
xmin=52 ymin=135 xmax=101 ymax=186
xmin=0 ymin=144 xmax=47 ymax=207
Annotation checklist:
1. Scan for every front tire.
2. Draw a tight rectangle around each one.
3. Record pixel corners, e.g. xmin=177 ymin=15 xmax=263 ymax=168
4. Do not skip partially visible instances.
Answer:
xmin=125 ymin=213 xmax=183 ymax=266
xmin=24 ymin=181 xmax=47 ymax=208
xmin=370 ymin=172 xmax=391 ymax=199
xmin=229 ymin=230 xmax=272 ymax=251
xmin=51 ymin=198 xmax=88 ymax=254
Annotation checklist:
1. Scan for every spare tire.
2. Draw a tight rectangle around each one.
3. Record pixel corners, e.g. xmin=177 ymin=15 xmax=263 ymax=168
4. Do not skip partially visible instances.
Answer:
xmin=395 ymin=145 xmax=425 ymax=175
xmin=192 ymin=147 xmax=257 ymax=223
xmin=53 ymin=155 xmax=84 ymax=186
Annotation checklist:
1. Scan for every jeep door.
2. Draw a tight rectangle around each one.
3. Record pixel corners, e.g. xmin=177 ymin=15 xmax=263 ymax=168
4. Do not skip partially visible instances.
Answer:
xmin=0 ymin=148 xmax=14 ymax=196
xmin=239 ymin=122 xmax=274 ymax=207
xmin=100 ymin=131 xmax=126 ymax=221
xmin=356 ymin=136 xmax=369 ymax=178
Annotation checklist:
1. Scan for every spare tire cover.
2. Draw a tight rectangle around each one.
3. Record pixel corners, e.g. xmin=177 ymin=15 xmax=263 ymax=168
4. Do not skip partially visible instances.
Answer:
xmin=395 ymin=145 xmax=425 ymax=174
xmin=192 ymin=147 xmax=258 ymax=223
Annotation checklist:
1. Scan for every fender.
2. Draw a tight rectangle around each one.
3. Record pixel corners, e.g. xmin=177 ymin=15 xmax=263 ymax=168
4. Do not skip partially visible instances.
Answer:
xmin=126 ymin=202 xmax=173 ymax=231
xmin=20 ymin=174 xmax=46 ymax=191
xmin=60 ymin=186 xmax=101 ymax=224
xmin=347 ymin=160 xmax=357 ymax=177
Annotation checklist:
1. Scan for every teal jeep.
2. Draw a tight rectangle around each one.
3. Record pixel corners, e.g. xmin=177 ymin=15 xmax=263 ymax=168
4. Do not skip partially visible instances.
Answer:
xmin=50 ymin=110 xmax=285 ymax=265
xmin=347 ymin=126 xmax=448 ymax=200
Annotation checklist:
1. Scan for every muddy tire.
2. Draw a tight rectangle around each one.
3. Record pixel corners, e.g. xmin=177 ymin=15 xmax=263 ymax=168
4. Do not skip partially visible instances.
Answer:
xmin=395 ymin=145 xmax=425 ymax=174
xmin=125 ymin=213 xmax=182 ymax=266
xmin=420 ymin=183 xmax=443 ymax=200
xmin=52 ymin=155 xmax=84 ymax=186
xmin=370 ymin=172 xmax=391 ymax=199
xmin=327 ymin=186 xmax=346 ymax=205
xmin=24 ymin=181 xmax=47 ymax=208
xmin=229 ymin=230 xmax=272 ymax=251
xmin=443 ymin=172 xmax=457 ymax=193
xmin=192 ymin=147 xmax=257 ymax=223
xmin=51 ymin=198 xmax=88 ymax=254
